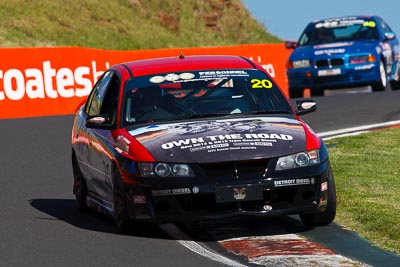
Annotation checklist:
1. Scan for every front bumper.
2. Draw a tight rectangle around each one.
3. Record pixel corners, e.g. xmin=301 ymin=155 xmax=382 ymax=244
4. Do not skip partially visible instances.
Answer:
xmin=287 ymin=62 xmax=380 ymax=90
xmin=122 ymin=161 xmax=331 ymax=223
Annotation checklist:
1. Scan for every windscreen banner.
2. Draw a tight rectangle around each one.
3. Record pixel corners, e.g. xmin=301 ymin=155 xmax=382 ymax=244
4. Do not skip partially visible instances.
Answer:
xmin=0 ymin=44 xmax=290 ymax=119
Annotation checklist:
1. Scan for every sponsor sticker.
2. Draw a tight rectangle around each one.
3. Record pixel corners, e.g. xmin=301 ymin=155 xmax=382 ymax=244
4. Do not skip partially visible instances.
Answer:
xmin=161 ymin=133 xmax=293 ymax=152
xmin=274 ymin=178 xmax=312 ymax=187
xmin=149 ymin=76 xmax=165 ymax=83
xmin=315 ymin=19 xmax=365 ymax=29
xmin=179 ymin=73 xmax=195 ymax=80
xmin=314 ymin=49 xmax=345 ymax=55
xmin=165 ymin=73 xmax=180 ymax=81
xmin=198 ymin=70 xmax=249 ymax=79
xmin=192 ymin=187 xmax=200 ymax=194
xmin=152 ymin=188 xmax=191 ymax=196
xmin=314 ymin=42 xmax=353 ymax=49
xmin=321 ymin=181 xmax=328 ymax=191
xmin=116 ymin=135 xmax=130 ymax=153
xmin=133 ymin=195 xmax=147 ymax=204
xmin=233 ymin=187 xmax=247 ymax=200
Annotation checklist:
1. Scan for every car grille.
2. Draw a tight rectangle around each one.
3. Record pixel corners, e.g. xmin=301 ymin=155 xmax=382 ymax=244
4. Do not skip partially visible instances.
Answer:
xmin=315 ymin=58 xmax=344 ymax=68
xmin=199 ymin=159 xmax=269 ymax=181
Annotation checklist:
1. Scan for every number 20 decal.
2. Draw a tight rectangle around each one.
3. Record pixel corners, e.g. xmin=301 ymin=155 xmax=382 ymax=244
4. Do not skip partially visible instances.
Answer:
xmin=251 ymin=79 xmax=273 ymax=89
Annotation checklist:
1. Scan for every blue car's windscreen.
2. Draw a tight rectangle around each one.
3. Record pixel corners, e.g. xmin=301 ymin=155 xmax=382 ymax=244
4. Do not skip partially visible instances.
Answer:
xmin=298 ymin=18 xmax=379 ymax=46
xmin=122 ymin=69 xmax=292 ymax=125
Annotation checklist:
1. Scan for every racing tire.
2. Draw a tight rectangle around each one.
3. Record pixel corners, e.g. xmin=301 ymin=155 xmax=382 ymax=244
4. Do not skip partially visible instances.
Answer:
xmin=112 ymin=166 xmax=131 ymax=234
xmin=371 ymin=61 xmax=387 ymax=92
xmin=73 ymin=155 xmax=88 ymax=211
xmin=289 ymin=87 xmax=303 ymax=98
xmin=300 ymin=163 xmax=336 ymax=227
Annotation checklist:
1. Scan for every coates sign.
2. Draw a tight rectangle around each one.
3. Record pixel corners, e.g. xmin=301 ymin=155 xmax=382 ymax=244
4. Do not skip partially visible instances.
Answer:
xmin=0 ymin=45 xmax=290 ymax=119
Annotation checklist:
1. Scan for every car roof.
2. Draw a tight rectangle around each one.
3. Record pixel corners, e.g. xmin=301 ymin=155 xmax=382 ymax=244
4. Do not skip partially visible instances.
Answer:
xmin=111 ymin=55 xmax=258 ymax=77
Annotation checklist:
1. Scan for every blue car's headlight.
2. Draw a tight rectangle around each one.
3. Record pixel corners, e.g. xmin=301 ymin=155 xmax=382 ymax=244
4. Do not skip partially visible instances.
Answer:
xmin=350 ymin=54 xmax=376 ymax=64
xmin=276 ymin=150 xmax=320 ymax=170
xmin=139 ymin=162 xmax=194 ymax=177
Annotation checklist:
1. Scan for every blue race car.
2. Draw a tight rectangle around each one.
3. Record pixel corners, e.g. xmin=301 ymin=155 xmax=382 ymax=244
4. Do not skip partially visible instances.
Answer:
xmin=285 ymin=15 xmax=400 ymax=98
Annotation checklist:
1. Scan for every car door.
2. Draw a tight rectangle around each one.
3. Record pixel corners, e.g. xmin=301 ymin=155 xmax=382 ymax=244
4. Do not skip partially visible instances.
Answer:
xmin=83 ymin=71 xmax=120 ymax=204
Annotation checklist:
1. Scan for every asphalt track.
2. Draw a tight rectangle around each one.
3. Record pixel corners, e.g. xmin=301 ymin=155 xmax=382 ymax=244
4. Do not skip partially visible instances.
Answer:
xmin=1 ymin=89 xmax=400 ymax=266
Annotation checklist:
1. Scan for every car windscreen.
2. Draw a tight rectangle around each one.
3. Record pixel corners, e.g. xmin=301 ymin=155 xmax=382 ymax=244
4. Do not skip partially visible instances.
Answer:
xmin=298 ymin=18 xmax=379 ymax=46
xmin=122 ymin=69 xmax=292 ymax=125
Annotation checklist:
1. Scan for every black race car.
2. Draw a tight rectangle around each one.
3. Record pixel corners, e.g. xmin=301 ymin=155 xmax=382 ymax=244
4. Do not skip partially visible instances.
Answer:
xmin=71 ymin=55 xmax=336 ymax=232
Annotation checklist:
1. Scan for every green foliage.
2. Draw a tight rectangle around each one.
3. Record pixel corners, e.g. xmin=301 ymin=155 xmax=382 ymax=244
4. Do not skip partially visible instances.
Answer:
xmin=326 ymin=128 xmax=400 ymax=254
xmin=0 ymin=0 xmax=280 ymax=49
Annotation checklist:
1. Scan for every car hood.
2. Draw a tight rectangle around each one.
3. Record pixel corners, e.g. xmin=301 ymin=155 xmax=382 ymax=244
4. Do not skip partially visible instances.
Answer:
xmin=291 ymin=40 xmax=379 ymax=60
xmin=128 ymin=117 xmax=308 ymax=163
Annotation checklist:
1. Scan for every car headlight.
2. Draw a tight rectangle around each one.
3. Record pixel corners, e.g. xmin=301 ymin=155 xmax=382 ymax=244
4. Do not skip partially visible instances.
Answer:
xmin=138 ymin=162 xmax=194 ymax=177
xmin=276 ymin=150 xmax=320 ymax=170
xmin=350 ymin=54 xmax=376 ymax=64
xmin=292 ymin=59 xmax=310 ymax=69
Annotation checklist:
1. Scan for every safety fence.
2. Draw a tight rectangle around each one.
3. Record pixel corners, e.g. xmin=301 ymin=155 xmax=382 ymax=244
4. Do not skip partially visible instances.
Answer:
xmin=0 ymin=44 xmax=290 ymax=119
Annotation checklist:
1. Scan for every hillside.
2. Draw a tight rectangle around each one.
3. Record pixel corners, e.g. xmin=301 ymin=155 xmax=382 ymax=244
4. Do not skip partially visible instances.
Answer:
xmin=0 ymin=0 xmax=280 ymax=50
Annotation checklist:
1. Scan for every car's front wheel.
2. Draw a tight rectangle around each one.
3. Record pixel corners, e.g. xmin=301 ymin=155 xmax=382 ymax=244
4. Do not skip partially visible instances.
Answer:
xmin=112 ymin=166 xmax=131 ymax=233
xmin=300 ymin=163 xmax=336 ymax=227
xmin=371 ymin=61 xmax=387 ymax=92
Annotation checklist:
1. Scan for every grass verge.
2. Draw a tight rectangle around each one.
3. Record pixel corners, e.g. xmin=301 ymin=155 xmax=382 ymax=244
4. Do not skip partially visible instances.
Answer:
xmin=0 ymin=0 xmax=280 ymax=49
xmin=325 ymin=127 xmax=400 ymax=254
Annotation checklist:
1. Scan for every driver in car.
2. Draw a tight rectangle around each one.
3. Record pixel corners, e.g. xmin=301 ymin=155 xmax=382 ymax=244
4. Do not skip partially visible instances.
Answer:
xmin=132 ymin=86 xmax=176 ymax=122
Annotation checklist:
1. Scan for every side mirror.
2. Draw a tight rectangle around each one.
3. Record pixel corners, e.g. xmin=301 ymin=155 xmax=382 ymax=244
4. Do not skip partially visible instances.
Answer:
xmin=285 ymin=40 xmax=298 ymax=49
xmin=86 ymin=114 xmax=114 ymax=129
xmin=295 ymin=100 xmax=316 ymax=116
xmin=384 ymin=32 xmax=396 ymax=40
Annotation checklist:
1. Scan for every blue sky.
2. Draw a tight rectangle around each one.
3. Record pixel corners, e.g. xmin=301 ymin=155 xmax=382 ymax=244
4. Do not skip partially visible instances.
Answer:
xmin=241 ymin=0 xmax=400 ymax=41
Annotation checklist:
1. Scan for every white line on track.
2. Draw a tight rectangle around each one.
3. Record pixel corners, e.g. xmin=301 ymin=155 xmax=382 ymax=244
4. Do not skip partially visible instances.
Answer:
xmin=318 ymin=120 xmax=400 ymax=140
xmin=159 ymin=223 xmax=247 ymax=267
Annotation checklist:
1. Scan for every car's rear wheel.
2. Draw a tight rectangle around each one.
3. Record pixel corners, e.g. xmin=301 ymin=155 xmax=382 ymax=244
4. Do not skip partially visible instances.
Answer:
xmin=371 ymin=61 xmax=387 ymax=92
xmin=289 ymin=87 xmax=303 ymax=98
xmin=300 ymin=163 xmax=336 ymax=227
xmin=112 ymin=166 xmax=131 ymax=234
xmin=73 ymin=155 xmax=88 ymax=211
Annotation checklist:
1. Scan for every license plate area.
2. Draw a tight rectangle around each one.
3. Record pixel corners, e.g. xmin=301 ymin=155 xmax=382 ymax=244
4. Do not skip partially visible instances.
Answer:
xmin=318 ymin=68 xmax=341 ymax=76
xmin=215 ymin=184 xmax=263 ymax=203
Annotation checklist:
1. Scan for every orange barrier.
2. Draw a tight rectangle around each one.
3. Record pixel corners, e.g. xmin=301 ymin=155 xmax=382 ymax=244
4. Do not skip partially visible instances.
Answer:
xmin=0 ymin=44 xmax=290 ymax=119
